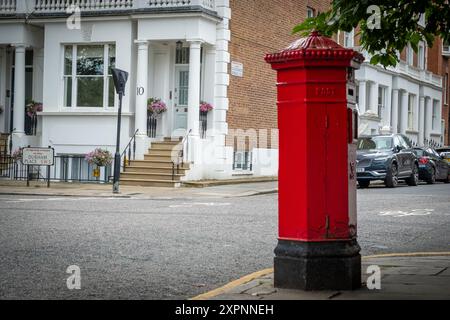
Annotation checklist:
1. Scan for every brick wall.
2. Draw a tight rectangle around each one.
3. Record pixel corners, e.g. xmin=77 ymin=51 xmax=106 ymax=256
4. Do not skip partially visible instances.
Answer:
xmin=227 ymin=0 xmax=331 ymax=151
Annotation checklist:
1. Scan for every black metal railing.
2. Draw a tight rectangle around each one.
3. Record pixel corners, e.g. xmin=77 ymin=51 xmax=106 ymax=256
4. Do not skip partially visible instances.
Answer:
xmin=121 ymin=129 xmax=139 ymax=172
xmin=0 ymin=154 xmax=112 ymax=183
xmin=25 ymin=115 xmax=38 ymax=136
xmin=232 ymin=151 xmax=253 ymax=171
xmin=200 ymin=111 xmax=208 ymax=139
xmin=147 ymin=113 xmax=157 ymax=138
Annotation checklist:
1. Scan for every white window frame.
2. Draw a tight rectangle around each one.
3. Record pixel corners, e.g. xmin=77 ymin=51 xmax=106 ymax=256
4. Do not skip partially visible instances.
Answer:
xmin=63 ymin=43 xmax=116 ymax=110
xmin=418 ymin=42 xmax=426 ymax=69
xmin=408 ymin=94 xmax=415 ymax=130
xmin=378 ymin=86 xmax=386 ymax=117
xmin=344 ymin=29 xmax=354 ymax=48
xmin=444 ymin=73 xmax=448 ymax=105
xmin=432 ymin=100 xmax=440 ymax=131
xmin=406 ymin=44 xmax=414 ymax=66
xmin=307 ymin=7 xmax=315 ymax=18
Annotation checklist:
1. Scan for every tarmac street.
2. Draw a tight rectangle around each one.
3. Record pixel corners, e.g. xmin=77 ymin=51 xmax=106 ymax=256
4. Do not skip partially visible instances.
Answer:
xmin=0 ymin=182 xmax=449 ymax=299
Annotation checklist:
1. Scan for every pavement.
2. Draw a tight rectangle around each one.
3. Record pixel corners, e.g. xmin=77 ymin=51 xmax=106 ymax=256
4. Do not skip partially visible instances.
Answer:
xmin=0 ymin=179 xmax=278 ymax=199
xmin=193 ymin=254 xmax=450 ymax=300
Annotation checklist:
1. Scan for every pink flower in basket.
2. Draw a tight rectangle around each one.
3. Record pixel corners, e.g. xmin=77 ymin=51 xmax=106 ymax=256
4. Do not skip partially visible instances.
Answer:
xmin=147 ymin=98 xmax=167 ymax=115
xmin=85 ymin=148 xmax=113 ymax=167
xmin=26 ymin=101 xmax=43 ymax=118
xmin=200 ymin=101 xmax=213 ymax=113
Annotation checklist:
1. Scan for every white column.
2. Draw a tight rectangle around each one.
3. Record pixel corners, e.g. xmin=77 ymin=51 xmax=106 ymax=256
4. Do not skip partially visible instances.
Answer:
xmin=383 ymin=88 xmax=392 ymax=132
xmin=370 ymin=82 xmax=379 ymax=115
xmin=418 ymin=96 xmax=425 ymax=145
xmin=134 ymin=40 xmax=150 ymax=159
xmin=358 ymin=81 xmax=367 ymax=114
xmin=391 ymin=89 xmax=399 ymax=133
xmin=12 ymin=44 xmax=26 ymax=135
xmin=203 ymin=45 xmax=216 ymax=136
xmin=135 ymin=40 xmax=149 ymax=135
xmin=187 ymin=40 xmax=202 ymax=136
xmin=425 ymin=97 xmax=432 ymax=141
xmin=400 ymin=91 xmax=409 ymax=134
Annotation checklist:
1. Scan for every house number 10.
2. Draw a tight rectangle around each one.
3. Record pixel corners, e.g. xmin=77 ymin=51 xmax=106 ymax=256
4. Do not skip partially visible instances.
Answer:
xmin=137 ymin=87 xmax=145 ymax=96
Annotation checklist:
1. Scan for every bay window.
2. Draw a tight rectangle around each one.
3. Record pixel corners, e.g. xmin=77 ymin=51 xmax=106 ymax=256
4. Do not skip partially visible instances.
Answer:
xmin=64 ymin=44 xmax=116 ymax=108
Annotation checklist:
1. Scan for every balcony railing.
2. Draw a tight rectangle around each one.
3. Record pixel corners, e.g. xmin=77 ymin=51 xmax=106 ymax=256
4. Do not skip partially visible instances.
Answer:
xmin=0 ymin=0 xmax=216 ymax=14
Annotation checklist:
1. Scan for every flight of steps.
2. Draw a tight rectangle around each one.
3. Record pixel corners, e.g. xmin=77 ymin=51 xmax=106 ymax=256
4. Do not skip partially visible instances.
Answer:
xmin=120 ymin=138 xmax=190 ymax=188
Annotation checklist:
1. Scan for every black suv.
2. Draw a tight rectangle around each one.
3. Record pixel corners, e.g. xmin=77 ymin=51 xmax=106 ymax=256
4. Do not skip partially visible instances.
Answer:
xmin=356 ymin=134 xmax=419 ymax=188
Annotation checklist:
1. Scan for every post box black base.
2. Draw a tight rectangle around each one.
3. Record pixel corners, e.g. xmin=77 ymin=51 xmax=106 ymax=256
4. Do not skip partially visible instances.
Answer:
xmin=274 ymin=239 xmax=362 ymax=291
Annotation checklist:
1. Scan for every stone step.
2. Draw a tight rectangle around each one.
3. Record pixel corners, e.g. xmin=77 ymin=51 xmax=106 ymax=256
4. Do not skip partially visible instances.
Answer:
xmin=149 ymin=142 xmax=182 ymax=150
xmin=120 ymin=178 xmax=181 ymax=188
xmin=124 ymin=166 xmax=188 ymax=175
xmin=121 ymin=172 xmax=183 ymax=181
xmin=130 ymin=160 xmax=190 ymax=169
xmin=164 ymin=137 xmax=183 ymax=142
xmin=147 ymin=149 xmax=181 ymax=157
xmin=144 ymin=154 xmax=176 ymax=162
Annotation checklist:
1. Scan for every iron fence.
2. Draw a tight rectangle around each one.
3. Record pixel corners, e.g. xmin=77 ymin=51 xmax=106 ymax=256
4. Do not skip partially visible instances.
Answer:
xmin=200 ymin=111 xmax=208 ymax=139
xmin=147 ymin=114 xmax=157 ymax=138
xmin=0 ymin=155 xmax=112 ymax=183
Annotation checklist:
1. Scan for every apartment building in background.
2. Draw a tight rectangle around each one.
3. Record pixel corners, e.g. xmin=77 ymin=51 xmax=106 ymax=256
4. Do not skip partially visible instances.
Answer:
xmin=0 ymin=0 xmax=447 ymax=186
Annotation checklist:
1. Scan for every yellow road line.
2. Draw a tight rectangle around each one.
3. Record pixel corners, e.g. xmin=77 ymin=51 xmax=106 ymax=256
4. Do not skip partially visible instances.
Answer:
xmin=190 ymin=268 xmax=274 ymax=301
xmin=362 ymin=252 xmax=450 ymax=259
xmin=192 ymin=251 xmax=450 ymax=300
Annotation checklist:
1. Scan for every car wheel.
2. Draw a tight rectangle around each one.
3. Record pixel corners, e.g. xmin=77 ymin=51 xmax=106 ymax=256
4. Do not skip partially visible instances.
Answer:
xmin=406 ymin=163 xmax=419 ymax=186
xmin=385 ymin=163 xmax=399 ymax=188
xmin=427 ymin=167 xmax=436 ymax=185
xmin=358 ymin=180 xmax=370 ymax=188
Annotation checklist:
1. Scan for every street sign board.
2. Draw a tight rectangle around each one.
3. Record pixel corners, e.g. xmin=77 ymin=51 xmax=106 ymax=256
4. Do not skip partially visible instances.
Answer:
xmin=22 ymin=147 xmax=55 ymax=166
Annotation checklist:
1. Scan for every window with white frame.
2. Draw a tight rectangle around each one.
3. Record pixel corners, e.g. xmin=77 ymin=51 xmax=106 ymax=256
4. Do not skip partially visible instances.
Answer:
xmin=233 ymin=151 xmax=252 ymax=171
xmin=378 ymin=86 xmax=386 ymax=117
xmin=418 ymin=42 xmax=426 ymax=69
xmin=444 ymin=73 xmax=448 ymax=105
xmin=307 ymin=7 xmax=315 ymax=18
xmin=64 ymin=44 xmax=116 ymax=108
xmin=406 ymin=44 xmax=414 ymax=66
xmin=344 ymin=29 xmax=354 ymax=48
xmin=408 ymin=94 xmax=415 ymax=130
xmin=432 ymin=100 xmax=439 ymax=130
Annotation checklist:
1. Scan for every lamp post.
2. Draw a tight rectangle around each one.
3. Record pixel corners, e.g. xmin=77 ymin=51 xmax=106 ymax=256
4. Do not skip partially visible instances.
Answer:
xmin=111 ymin=68 xmax=129 ymax=194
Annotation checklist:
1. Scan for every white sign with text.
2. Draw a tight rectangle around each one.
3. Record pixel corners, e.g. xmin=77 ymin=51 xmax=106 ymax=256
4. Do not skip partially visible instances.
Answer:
xmin=22 ymin=148 xmax=55 ymax=166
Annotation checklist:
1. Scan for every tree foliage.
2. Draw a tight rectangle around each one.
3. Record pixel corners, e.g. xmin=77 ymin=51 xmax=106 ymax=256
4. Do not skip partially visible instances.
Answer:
xmin=293 ymin=0 xmax=450 ymax=67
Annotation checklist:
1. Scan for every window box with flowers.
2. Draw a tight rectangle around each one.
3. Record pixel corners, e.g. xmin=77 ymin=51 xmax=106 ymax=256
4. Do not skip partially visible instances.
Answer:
xmin=199 ymin=102 xmax=213 ymax=139
xmin=147 ymin=98 xmax=167 ymax=138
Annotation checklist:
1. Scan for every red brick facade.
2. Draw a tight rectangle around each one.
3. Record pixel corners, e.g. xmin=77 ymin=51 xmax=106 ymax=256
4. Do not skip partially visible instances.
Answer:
xmin=226 ymin=0 xmax=331 ymax=151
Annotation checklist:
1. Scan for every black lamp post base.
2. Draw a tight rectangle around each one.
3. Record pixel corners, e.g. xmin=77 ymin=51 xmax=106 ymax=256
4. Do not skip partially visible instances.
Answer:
xmin=274 ymin=239 xmax=362 ymax=291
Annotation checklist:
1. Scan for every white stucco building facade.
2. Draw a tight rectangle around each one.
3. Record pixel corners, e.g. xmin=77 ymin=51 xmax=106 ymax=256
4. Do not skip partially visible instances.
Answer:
xmin=352 ymin=45 xmax=443 ymax=146
xmin=0 ymin=0 xmax=256 ymax=183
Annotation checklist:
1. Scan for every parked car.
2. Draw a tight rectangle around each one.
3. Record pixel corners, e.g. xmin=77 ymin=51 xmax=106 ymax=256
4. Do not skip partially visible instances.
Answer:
xmin=436 ymin=147 xmax=450 ymax=166
xmin=356 ymin=134 xmax=419 ymax=188
xmin=412 ymin=148 xmax=449 ymax=184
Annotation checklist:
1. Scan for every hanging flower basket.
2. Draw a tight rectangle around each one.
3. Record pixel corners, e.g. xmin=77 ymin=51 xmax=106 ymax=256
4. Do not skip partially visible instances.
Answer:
xmin=85 ymin=148 xmax=113 ymax=167
xmin=26 ymin=101 xmax=43 ymax=118
xmin=200 ymin=101 xmax=214 ymax=113
xmin=147 ymin=98 xmax=167 ymax=115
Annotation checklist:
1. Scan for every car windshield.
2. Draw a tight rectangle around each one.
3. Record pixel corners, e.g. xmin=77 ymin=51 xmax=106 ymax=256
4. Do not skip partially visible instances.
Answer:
xmin=357 ymin=137 xmax=393 ymax=151
xmin=413 ymin=149 xmax=425 ymax=157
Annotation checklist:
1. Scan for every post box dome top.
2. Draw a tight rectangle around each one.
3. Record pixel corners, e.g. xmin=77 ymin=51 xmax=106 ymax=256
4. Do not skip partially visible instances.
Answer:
xmin=265 ymin=31 xmax=364 ymax=64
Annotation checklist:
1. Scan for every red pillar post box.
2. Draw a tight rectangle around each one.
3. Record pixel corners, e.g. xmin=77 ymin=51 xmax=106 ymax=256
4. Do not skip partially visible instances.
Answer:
xmin=265 ymin=31 xmax=364 ymax=290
